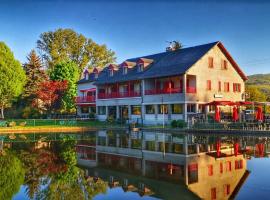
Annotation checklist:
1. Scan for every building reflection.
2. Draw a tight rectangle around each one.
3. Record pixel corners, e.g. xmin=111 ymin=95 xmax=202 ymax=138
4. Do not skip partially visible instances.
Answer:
xmin=75 ymin=130 xmax=268 ymax=200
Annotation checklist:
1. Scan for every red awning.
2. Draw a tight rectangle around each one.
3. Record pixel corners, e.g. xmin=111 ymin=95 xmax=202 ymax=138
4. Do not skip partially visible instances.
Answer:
xmin=80 ymin=88 xmax=96 ymax=92
xmin=205 ymin=101 xmax=233 ymax=106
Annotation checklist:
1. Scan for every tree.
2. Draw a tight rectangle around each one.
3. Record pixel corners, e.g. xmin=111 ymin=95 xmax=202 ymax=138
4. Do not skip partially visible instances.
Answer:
xmin=172 ymin=40 xmax=183 ymax=50
xmin=37 ymin=28 xmax=116 ymax=73
xmin=245 ymin=85 xmax=267 ymax=102
xmin=23 ymin=50 xmax=48 ymax=104
xmin=166 ymin=40 xmax=183 ymax=51
xmin=0 ymin=42 xmax=26 ymax=118
xmin=49 ymin=61 xmax=79 ymax=112
xmin=0 ymin=151 xmax=25 ymax=200
xmin=34 ymin=80 xmax=68 ymax=114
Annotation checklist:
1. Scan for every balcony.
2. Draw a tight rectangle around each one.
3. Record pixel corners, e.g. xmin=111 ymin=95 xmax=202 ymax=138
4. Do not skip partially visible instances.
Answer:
xmin=76 ymin=96 xmax=96 ymax=103
xmin=186 ymin=86 xmax=196 ymax=93
xmin=98 ymin=91 xmax=141 ymax=99
xmin=145 ymin=87 xmax=182 ymax=95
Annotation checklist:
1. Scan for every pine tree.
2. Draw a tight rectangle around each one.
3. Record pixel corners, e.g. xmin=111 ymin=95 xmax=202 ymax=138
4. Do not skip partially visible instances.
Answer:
xmin=23 ymin=50 xmax=48 ymax=103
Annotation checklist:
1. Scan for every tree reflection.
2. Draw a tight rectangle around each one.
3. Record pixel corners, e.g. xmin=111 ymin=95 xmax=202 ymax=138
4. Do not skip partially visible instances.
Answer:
xmin=18 ymin=135 xmax=107 ymax=200
xmin=0 ymin=150 xmax=25 ymax=200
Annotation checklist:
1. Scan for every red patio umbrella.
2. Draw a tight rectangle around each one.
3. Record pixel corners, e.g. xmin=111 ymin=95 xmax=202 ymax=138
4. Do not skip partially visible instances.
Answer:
xmin=216 ymin=140 xmax=221 ymax=157
xmin=215 ymin=106 xmax=221 ymax=122
xmin=256 ymin=107 xmax=264 ymax=121
xmin=256 ymin=143 xmax=265 ymax=157
xmin=234 ymin=142 xmax=239 ymax=157
xmin=232 ymin=106 xmax=239 ymax=122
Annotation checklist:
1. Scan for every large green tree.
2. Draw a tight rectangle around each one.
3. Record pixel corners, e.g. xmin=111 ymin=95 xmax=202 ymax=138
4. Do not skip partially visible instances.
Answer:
xmin=245 ymin=85 xmax=267 ymax=102
xmin=0 ymin=42 xmax=26 ymax=118
xmin=37 ymin=28 xmax=116 ymax=73
xmin=50 ymin=61 xmax=79 ymax=112
xmin=23 ymin=50 xmax=48 ymax=103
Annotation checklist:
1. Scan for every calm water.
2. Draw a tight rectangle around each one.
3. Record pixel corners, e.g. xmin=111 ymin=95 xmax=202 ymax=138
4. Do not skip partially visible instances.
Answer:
xmin=0 ymin=130 xmax=270 ymax=200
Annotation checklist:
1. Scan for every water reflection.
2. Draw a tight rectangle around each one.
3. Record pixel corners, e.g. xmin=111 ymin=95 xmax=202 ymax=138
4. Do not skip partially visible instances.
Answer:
xmin=0 ymin=131 xmax=270 ymax=199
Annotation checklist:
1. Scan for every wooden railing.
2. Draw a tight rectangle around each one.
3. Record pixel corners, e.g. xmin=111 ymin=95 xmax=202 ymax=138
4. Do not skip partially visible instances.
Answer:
xmin=98 ymin=91 xmax=141 ymax=99
xmin=145 ymin=87 xmax=182 ymax=95
xmin=75 ymin=96 xmax=96 ymax=103
xmin=186 ymin=86 xmax=196 ymax=93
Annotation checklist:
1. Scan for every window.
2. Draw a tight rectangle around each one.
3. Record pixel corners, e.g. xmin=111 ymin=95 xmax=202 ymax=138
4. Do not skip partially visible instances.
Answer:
xmin=158 ymin=104 xmax=168 ymax=114
xmin=171 ymin=104 xmax=183 ymax=114
xmin=137 ymin=63 xmax=144 ymax=72
xmin=94 ymin=73 xmax=98 ymax=79
xmin=207 ymin=80 xmax=212 ymax=90
xmin=123 ymin=66 xmax=128 ymax=75
xmin=220 ymin=162 xmax=223 ymax=174
xmin=211 ymin=188 xmax=217 ymax=200
xmin=187 ymin=104 xmax=196 ymax=113
xmin=218 ymin=81 xmax=221 ymax=92
xmin=109 ymin=69 xmax=114 ymax=77
xmin=226 ymin=161 xmax=232 ymax=172
xmin=146 ymin=105 xmax=155 ymax=114
xmin=81 ymin=106 xmax=89 ymax=113
xmin=221 ymin=59 xmax=228 ymax=70
xmin=98 ymin=106 xmax=106 ymax=115
xmin=224 ymin=82 xmax=230 ymax=92
xmin=208 ymin=57 xmax=214 ymax=68
xmin=208 ymin=165 xmax=213 ymax=176
xmin=233 ymin=83 xmax=241 ymax=92
xmin=235 ymin=160 xmax=243 ymax=169
xmin=131 ymin=105 xmax=141 ymax=115
xmin=188 ymin=163 xmax=198 ymax=184
xmin=85 ymin=73 xmax=89 ymax=80
xmin=224 ymin=184 xmax=230 ymax=196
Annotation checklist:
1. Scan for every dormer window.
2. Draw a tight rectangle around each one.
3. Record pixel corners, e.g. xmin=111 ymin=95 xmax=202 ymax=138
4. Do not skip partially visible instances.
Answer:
xmin=109 ymin=69 xmax=114 ymax=77
xmin=84 ymin=70 xmax=89 ymax=80
xmin=137 ymin=63 xmax=144 ymax=72
xmin=123 ymin=67 xmax=128 ymax=75
xmin=93 ymin=68 xmax=99 ymax=79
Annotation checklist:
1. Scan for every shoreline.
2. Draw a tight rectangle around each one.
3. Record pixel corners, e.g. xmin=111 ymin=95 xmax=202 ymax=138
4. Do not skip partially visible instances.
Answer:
xmin=1 ymin=126 xmax=270 ymax=136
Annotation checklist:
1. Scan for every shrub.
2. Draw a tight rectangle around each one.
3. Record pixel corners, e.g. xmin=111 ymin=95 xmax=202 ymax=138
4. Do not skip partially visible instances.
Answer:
xmin=171 ymin=120 xmax=178 ymax=128
xmin=89 ymin=112 xmax=96 ymax=120
xmin=177 ymin=120 xmax=187 ymax=128
xmin=8 ymin=121 xmax=16 ymax=127
xmin=106 ymin=115 xmax=115 ymax=124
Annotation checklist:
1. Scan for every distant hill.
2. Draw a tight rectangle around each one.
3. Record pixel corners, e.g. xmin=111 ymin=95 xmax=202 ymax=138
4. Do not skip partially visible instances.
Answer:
xmin=247 ymin=73 xmax=270 ymax=101
xmin=247 ymin=73 xmax=270 ymax=85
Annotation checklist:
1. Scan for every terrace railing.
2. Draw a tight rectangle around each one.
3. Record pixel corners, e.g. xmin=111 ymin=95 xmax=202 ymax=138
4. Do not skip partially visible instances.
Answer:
xmin=145 ymin=87 xmax=182 ymax=95
xmin=186 ymin=86 xmax=196 ymax=93
xmin=98 ymin=91 xmax=141 ymax=99
xmin=76 ymin=96 xmax=96 ymax=103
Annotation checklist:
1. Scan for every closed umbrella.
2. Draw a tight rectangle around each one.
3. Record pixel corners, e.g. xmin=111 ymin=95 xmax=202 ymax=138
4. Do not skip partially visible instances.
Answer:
xmin=234 ymin=142 xmax=239 ymax=156
xmin=232 ymin=106 xmax=239 ymax=122
xmin=256 ymin=107 xmax=264 ymax=121
xmin=215 ymin=106 xmax=221 ymax=122
xmin=216 ymin=140 xmax=221 ymax=157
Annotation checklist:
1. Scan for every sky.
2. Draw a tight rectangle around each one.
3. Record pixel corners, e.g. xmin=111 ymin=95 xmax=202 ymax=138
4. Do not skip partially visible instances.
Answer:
xmin=0 ymin=0 xmax=270 ymax=75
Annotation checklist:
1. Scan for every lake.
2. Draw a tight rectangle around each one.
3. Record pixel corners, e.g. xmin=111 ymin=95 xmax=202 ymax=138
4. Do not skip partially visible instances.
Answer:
xmin=0 ymin=130 xmax=269 ymax=200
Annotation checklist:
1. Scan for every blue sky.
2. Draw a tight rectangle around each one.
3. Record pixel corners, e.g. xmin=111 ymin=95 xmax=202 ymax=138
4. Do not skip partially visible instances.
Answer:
xmin=0 ymin=0 xmax=270 ymax=75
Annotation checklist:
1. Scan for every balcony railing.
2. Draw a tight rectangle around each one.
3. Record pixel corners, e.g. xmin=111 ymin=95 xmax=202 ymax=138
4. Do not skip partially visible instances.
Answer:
xmin=76 ymin=96 xmax=96 ymax=103
xmin=98 ymin=91 xmax=141 ymax=99
xmin=186 ymin=86 xmax=196 ymax=93
xmin=145 ymin=87 xmax=182 ymax=95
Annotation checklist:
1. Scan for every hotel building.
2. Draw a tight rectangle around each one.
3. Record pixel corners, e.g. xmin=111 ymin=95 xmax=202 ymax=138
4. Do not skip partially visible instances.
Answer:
xmin=76 ymin=41 xmax=247 ymax=124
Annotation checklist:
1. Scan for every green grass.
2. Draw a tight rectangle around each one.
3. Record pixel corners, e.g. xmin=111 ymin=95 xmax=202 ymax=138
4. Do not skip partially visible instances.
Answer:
xmin=0 ymin=119 xmax=128 ymax=129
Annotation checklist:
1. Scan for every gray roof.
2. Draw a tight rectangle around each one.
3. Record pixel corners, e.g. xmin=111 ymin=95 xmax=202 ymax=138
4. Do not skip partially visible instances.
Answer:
xmin=77 ymin=72 xmax=96 ymax=84
xmin=81 ymin=41 xmax=219 ymax=85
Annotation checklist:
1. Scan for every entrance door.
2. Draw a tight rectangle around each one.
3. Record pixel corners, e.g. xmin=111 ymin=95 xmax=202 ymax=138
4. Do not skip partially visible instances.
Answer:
xmin=108 ymin=106 xmax=117 ymax=119
xmin=120 ymin=105 xmax=129 ymax=120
